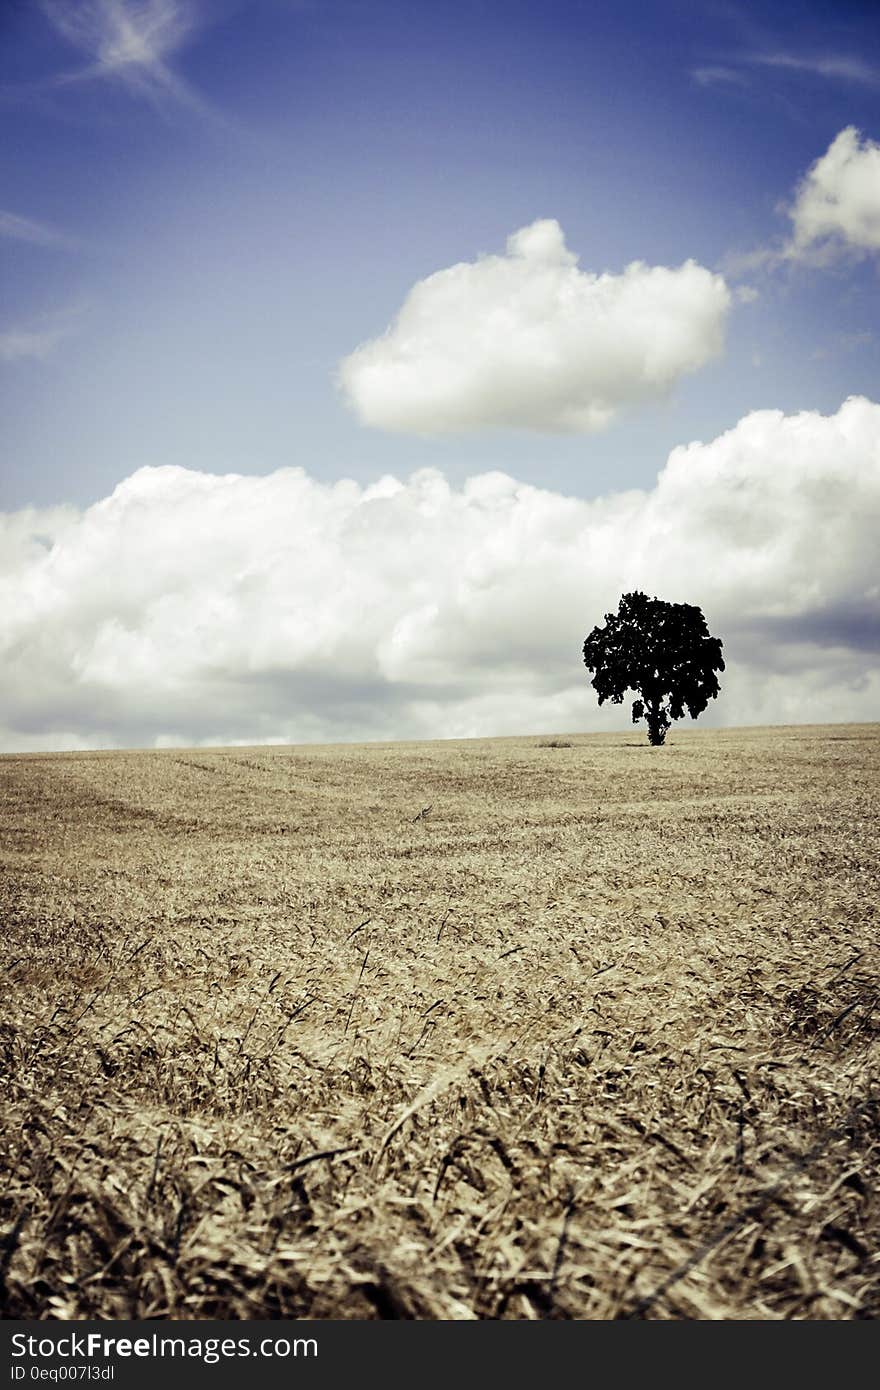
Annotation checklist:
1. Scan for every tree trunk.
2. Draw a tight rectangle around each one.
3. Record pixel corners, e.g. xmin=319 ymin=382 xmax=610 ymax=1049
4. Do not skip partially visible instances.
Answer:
xmin=645 ymin=700 xmax=668 ymax=746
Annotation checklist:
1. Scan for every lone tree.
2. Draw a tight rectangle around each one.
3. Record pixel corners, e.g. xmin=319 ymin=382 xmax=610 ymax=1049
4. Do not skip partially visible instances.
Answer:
xmin=582 ymin=591 xmax=724 ymax=746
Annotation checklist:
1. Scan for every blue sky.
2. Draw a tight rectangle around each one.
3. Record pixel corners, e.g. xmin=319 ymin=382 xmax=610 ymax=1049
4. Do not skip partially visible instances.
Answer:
xmin=0 ymin=0 xmax=878 ymax=750
xmin=2 ymin=0 xmax=879 ymax=508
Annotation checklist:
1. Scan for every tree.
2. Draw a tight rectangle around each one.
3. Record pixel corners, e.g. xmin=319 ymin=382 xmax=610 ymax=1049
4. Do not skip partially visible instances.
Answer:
xmin=582 ymin=591 xmax=724 ymax=746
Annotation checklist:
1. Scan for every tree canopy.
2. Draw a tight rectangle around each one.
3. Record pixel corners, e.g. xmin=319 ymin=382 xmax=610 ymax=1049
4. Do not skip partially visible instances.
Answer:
xmin=582 ymin=591 xmax=724 ymax=745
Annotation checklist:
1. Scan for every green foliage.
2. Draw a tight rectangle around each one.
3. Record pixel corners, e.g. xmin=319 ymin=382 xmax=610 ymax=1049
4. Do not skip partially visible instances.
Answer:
xmin=582 ymin=591 xmax=724 ymax=745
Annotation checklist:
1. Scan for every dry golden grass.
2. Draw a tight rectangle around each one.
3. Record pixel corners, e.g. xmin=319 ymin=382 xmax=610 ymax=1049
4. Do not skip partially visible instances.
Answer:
xmin=1 ymin=723 xmax=878 ymax=1320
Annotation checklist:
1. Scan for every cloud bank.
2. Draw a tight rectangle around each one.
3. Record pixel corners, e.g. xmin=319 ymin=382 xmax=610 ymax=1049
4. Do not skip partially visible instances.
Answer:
xmin=788 ymin=127 xmax=880 ymax=260
xmin=338 ymin=219 xmax=731 ymax=435
xmin=1 ymin=397 xmax=877 ymax=752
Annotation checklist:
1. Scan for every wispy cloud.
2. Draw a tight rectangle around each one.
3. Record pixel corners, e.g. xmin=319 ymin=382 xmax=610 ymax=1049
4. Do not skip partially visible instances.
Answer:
xmin=695 ymin=46 xmax=880 ymax=94
xmin=691 ymin=65 xmax=749 ymax=89
xmin=0 ymin=303 xmax=86 ymax=363
xmin=29 ymin=0 xmax=218 ymax=119
xmin=0 ymin=209 xmax=76 ymax=250
xmin=747 ymin=51 xmax=880 ymax=88
xmin=810 ymin=330 xmax=875 ymax=363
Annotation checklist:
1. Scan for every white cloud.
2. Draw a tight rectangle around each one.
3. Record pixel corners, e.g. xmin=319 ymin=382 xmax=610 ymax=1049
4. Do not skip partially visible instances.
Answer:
xmin=338 ymin=219 xmax=731 ymax=435
xmin=724 ymin=128 xmax=880 ymax=274
xmin=0 ymin=397 xmax=877 ymax=751
xmin=787 ymin=127 xmax=880 ymax=260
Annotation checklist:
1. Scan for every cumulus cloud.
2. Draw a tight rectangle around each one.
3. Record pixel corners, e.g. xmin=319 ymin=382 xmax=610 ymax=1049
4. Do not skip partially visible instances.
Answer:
xmin=787 ymin=127 xmax=880 ymax=260
xmin=1 ymin=397 xmax=877 ymax=752
xmin=338 ymin=219 xmax=731 ymax=435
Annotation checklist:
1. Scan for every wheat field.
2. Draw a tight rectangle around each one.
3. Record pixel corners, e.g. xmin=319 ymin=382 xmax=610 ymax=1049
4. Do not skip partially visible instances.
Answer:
xmin=1 ymin=724 xmax=878 ymax=1319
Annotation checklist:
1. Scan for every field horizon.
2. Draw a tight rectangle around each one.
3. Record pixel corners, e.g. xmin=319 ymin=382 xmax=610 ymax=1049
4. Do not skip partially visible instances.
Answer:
xmin=4 ymin=717 xmax=878 ymax=761
xmin=1 ymin=722 xmax=877 ymax=1319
